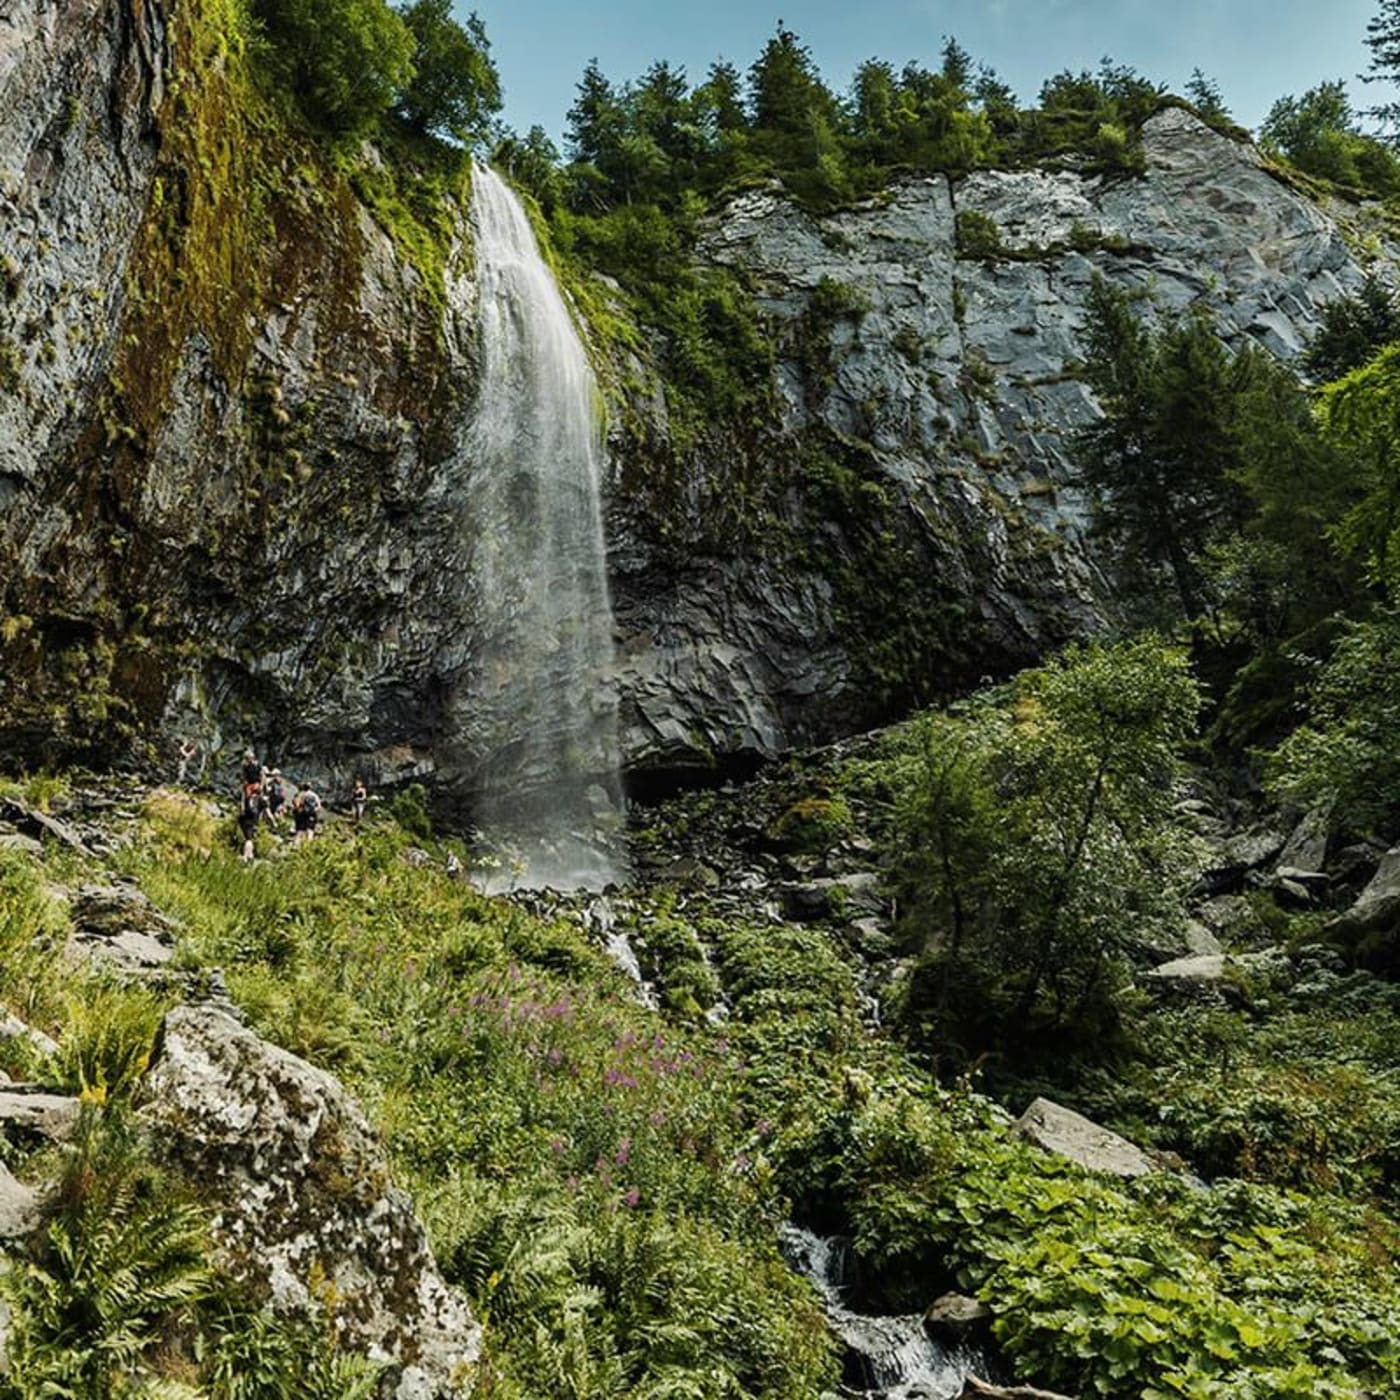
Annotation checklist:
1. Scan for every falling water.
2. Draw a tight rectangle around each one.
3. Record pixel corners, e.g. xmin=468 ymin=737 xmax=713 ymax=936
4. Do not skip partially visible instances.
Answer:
xmin=463 ymin=163 xmax=626 ymax=891
xmin=780 ymin=1226 xmax=989 ymax=1400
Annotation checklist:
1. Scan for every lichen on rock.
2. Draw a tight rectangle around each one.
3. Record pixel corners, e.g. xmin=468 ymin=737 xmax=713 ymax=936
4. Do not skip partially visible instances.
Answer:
xmin=141 ymin=1003 xmax=480 ymax=1398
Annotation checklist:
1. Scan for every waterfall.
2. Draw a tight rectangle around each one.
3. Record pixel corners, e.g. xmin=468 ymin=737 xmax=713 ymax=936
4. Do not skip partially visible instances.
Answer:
xmin=463 ymin=163 xmax=626 ymax=891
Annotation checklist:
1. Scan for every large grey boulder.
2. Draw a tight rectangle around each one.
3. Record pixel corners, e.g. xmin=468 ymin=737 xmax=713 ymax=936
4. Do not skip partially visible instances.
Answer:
xmin=780 ymin=872 xmax=884 ymax=921
xmin=1014 ymin=1097 xmax=1155 ymax=1178
xmin=923 ymin=1292 xmax=992 ymax=1344
xmin=142 ymin=1005 xmax=480 ymax=1398
xmin=60 ymin=882 xmax=179 ymax=979
xmin=1144 ymin=949 xmax=1290 ymax=997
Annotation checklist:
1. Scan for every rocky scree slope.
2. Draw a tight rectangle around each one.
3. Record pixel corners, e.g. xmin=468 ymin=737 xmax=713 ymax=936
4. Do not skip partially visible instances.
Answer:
xmin=0 ymin=0 xmax=1390 ymax=796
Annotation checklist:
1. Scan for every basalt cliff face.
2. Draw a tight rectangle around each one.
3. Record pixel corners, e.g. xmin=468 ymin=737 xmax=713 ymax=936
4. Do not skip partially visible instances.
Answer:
xmin=0 ymin=0 xmax=1388 ymax=797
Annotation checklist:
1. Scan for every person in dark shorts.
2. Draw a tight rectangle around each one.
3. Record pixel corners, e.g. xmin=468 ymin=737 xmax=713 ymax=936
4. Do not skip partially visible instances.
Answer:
xmin=265 ymin=770 xmax=287 ymax=829
xmin=237 ymin=784 xmax=264 ymax=863
xmin=292 ymin=786 xmax=321 ymax=845
xmin=350 ymin=777 xmax=367 ymax=826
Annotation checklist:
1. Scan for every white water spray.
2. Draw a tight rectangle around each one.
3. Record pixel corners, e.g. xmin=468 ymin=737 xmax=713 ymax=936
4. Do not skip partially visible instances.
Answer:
xmin=780 ymin=1226 xmax=988 ymax=1399
xmin=463 ymin=164 xmax=626 ymax=891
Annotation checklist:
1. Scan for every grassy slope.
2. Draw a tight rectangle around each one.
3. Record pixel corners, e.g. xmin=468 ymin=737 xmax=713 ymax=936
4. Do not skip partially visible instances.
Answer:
xmin=0 ymin=770 xmax=1398 ymax=1397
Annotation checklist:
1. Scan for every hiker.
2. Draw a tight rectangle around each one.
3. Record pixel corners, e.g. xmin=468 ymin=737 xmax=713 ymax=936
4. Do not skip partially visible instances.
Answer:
xmin=350 ymin=777 xmax=368 ymax=826
xmin=265 ymin=769 xmax=288 ymax=829
xmin=240 ymin=749 xmax=264 ymax=792
xmin=176 ymin=737 xmax=198 ymax=786
xmin=237 ymin=782 xmax=264 ymax=864
xmin=292 ymin=785 xmax=322 ymax=845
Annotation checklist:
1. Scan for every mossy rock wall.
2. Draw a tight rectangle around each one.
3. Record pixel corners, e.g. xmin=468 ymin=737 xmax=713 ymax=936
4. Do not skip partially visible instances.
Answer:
xmin=0 ymin=0 xmax=479 ymax=789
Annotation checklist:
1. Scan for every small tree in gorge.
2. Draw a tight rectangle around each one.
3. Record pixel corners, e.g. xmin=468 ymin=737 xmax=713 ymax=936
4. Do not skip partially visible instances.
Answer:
xmin=893 ymin=638 xmax=1201 ymax=1060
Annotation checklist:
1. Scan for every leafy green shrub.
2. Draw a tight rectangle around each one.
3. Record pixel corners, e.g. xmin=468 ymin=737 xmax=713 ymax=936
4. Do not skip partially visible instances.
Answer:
xmin=54 ymin=984 xmax=166 ymax=1103
xmin=630 ymin=909 xmax=721 ymax=1017
xmin=766 ymin=795 xmax=855 ymax=853
xmin=198 ymin=1300 xmax=385 ymax=1399
xmin=388 ymin=781 xmax=434 ymax=840
xmin=954 ymin=209 xmax=1004 ymax=259
xmin=432 ymin=1177 xmax=835 ymax=1397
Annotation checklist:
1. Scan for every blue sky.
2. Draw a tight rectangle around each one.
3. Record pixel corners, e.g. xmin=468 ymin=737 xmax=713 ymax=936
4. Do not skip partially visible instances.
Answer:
xmin=464 ymin=0 xmax=1379 ymax=146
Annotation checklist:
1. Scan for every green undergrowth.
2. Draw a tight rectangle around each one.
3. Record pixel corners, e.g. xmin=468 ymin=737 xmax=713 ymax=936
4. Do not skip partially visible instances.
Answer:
xmin=4 ymin=769 xmax=1400 ymax=1396
xmin=119 ymin=796 xmax=838 ymax=1397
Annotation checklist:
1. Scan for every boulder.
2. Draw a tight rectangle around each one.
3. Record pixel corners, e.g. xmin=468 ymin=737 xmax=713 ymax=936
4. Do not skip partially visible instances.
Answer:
xmin=658 ymin=857 xmax=721 ymax=891
xmin=0 ymin=1162 xmax=37 ymax=1241
xmin=141 ymin=1005 xmax=480 ymax=1398
xmin=923 ymin=1292 xmax=992 ymax=1344
xmin=1326 ymin=847 xmax=1400 ymax=941
xmin=68 ymin=928 xmax=175 ymax=975
xmin=1196 ymin=827 xmax=1287 ymax=896
xmin=0 ymin=1089 xmax=82 ymax=1144
xmin=67 ymin=883 xmax=177 ymax=940
xmin=1331 ymin=842 xmax=1385 ymax=892
xmin=780 ymin=872 xmax=884 ymax=921
xmin=0 ymin=1011 xmax=59 ymax=1060
xmin=1013 ymin=1097 xmax=1155 ymax=1179
xmin=1268 ymin=866 xmax=1328 ymax=909
xmin=1277 ymin=807 xmax=1330 ymax=874
xmin=1145 ymin=953 xmax=1230 ymax=990
xmin=1144 ymin=949 xmax=1291 ymax=996
xmin=0 ymin=801 xmax=93 ymax=858
xmin=1182 ymin=920 xmax=1222 ymax=957
xmin=59 ymin=881 xmax=179 ymax=979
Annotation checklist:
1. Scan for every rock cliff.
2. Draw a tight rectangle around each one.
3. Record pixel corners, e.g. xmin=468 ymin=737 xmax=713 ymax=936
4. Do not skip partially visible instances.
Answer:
xmin=0 ymin=0 xmax=1390 ymax=796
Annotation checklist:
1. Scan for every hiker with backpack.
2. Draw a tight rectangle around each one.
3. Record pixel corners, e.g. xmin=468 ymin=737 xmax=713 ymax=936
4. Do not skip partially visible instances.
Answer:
xmin=292 ymin=785 xmax=322 ymax=845
xmin=265 ymin=769 xmax=288 ymax=829
xmin=236 ymin=781 xmax=265 ymax=864
xmin=234 ymin=749 xmax=268 ymax=863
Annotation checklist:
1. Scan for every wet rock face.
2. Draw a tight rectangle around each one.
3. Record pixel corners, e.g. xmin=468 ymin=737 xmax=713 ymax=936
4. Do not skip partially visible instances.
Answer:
xmin=141 ymin=1004 xmax=480 ymax=1398
xmin=0 ymin=6 xmax=1389 ymax=800
xmin=0 ymin=0 xmax=480 ymax=793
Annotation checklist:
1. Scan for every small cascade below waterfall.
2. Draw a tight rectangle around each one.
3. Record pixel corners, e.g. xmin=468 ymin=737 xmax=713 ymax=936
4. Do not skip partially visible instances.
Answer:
xmin=583 ymin=895 xmax=659 ymax=1009
xmin=463 ymin=163 xmax=626 ymax=892
xmin=781 ymin=1226 xmax=989 ymax=1400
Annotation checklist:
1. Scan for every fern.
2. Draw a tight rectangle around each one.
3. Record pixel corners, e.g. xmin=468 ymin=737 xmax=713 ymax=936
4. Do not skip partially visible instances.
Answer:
xmin=0 ymin=1108 xmax=211 ymax=1396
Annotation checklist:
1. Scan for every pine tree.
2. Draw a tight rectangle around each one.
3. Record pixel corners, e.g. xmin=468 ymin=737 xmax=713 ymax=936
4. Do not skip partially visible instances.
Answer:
xmin=566 ymin=59 xmax=622 ymax=166
xmin=1185 ymin=67 xmax=1229 ymax=121
xmin=1363 ymin=0 xmax=1400 ymax=133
